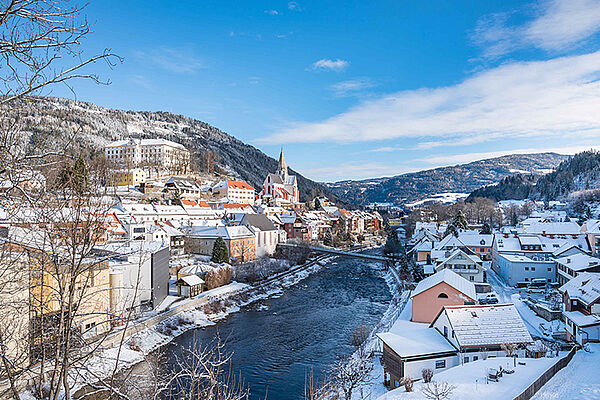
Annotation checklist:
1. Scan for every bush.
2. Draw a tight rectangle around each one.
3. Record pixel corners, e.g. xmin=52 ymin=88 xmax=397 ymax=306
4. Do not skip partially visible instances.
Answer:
xmin=234 ymin=257 xmax=291 ymax=283
xmin=422 ymin=368 xmax=434 ymax=383
xmin=204 ymin=265 xmax=233 ymax=290
xmin=401 ymin=377 xmax=413 ymax=392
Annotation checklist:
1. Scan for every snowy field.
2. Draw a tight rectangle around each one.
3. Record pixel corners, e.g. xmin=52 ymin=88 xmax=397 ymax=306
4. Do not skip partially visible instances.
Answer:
xmin=377 ymin=356 xmax=561 ymax=400
xmin=531 ymin=344 xmax=600 ymax=400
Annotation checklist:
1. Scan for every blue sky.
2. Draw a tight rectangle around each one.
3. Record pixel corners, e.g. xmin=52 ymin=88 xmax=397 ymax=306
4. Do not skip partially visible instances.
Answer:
xmin=52 ymin=0 xmax=600 ymax=182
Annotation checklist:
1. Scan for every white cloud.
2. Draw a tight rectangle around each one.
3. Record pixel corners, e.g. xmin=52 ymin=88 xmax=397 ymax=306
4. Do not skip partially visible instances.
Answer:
xmin=329 ymin=78 xmax=377 ymax=97
xmin=309 ymin=58 xmax=349 ymax=72
xmin=256 ymin=51 xmax=600 ymax=145
xmin=265 ymin=9 xmax=279 ymax=15
xmin=288 ymin=1 xmax=301 ymax=11
xmin=473 ymin=0 xmax=600 ymax=58
xmin=137 ymin=47 xmax=204 ymax=74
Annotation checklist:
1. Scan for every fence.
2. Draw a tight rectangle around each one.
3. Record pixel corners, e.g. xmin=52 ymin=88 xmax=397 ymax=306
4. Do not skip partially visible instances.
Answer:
xmin=512 ymin=346 xmax=578 ymax=400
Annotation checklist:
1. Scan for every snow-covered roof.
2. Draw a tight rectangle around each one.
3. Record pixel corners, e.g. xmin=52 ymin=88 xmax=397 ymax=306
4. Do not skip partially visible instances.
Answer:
xmin=439 ymin=304 xmax=533 ymax=348
xmin=563 ymin=311 xmax=600 ymax=327
xmin=559 ymin=272 xmax=600 ymax=306
xmin=377 ymin=321 xmax=457 ymax=358
xmin=437 ymin=248 xmax=481 ymax=267
xmin=185 ymin=225 xmax=254 ymax=240
xmin=524 ymin=222 xmax=581 ymax=235
xmin=177 ymin=274 xmax=204 ymax=286
xmin=555 ymin=253 xmax=600 ymax=272
xmin=583 ymin=219 xmax=600 ymax=235
xmin=519 ymin=236 xmax=543 ymax=246
xmin=412 ymin=269 xmax=476 ymax=300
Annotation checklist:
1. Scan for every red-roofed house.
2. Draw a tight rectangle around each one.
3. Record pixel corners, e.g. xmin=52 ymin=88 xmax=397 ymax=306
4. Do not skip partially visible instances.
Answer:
xmin=213 ymin=180 xmax=255 ymax=205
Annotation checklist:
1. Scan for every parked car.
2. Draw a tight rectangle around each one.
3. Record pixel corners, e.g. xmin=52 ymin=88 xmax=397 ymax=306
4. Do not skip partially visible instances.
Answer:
xmin=480 ymin=293 xmax=499 ymax=304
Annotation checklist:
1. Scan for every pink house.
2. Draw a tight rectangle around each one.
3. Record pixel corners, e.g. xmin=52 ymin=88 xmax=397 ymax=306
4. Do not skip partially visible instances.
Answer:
xmin=411 ymin=269 xmax=477 ymax=323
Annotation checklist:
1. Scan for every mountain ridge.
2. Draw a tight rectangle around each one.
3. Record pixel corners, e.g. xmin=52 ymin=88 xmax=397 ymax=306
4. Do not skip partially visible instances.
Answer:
xmin=326 ymin=153 xmax=569 ymax=206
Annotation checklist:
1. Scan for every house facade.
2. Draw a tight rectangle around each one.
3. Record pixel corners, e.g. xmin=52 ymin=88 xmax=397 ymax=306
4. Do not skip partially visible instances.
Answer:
xmin=411 ymin=269 xmax=477 ymax=323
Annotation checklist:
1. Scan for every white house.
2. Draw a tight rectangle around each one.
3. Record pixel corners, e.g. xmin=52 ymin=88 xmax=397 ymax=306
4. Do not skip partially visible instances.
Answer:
xmin=434 ymin=248 xmax=485 ymax=282
xmin=241 ymin=213 xmax=281 ymax=257
xmin=555 ymin=253 xmax=600 ymax=286
xmin=430 ymin=304 xmax=533 ymax=363
xmin=377 ymin=321 xmax=459 ymax=388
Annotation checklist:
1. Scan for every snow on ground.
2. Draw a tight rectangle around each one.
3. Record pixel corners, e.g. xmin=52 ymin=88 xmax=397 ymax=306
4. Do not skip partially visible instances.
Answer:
xmin=74 ymin=257 xmax=333 ymax=392
xmin=531 ymin=344 xmax=600 ymax=400
xmin=486 ymin=268 xmax=564 ymax=340
xmin=406 ymin=193 xmax=469 ymax=208
xmin=377 ymin=356 xmax=561 ymax=400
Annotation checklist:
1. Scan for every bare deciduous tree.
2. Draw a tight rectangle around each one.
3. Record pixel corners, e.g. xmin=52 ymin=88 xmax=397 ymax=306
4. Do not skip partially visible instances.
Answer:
xmin=332 ymin=354 xmax=373 ymax=400
xmin=421 ymin=381 xmax=456 ymax=400
xmin=421 ymin=368 xmax=433 ymax=383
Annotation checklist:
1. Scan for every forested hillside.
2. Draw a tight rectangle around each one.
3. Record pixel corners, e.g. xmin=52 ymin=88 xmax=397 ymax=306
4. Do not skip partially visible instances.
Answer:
xmin=6 ymin=96 xmax=331 ymax=201
xmin=467 ymin=151 xmax=600 ymax=202
xmin=327 ymin=153 xmax=567 ymax=205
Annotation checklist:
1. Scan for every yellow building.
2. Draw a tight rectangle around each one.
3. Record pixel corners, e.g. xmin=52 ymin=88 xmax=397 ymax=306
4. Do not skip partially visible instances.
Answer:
xmin=110 ymin=168 xmax=147 ymax=186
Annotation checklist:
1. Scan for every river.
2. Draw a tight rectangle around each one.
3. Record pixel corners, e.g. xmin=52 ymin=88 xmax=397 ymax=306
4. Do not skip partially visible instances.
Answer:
xmin=163 ymin=253 xmax=392 ymax=400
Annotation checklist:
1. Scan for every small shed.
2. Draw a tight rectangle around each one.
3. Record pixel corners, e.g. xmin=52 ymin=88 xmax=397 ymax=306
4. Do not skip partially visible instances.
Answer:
xmin=175 ymin=275 xmax=205 ymax=298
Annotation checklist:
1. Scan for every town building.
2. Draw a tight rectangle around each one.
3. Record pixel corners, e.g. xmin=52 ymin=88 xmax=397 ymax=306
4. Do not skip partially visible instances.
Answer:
xmin=213 ymin=180 xmax=256 ymax=205
xmin=184 ymin=225 xmax=256 ymax=262
xmin=435 ymin=232 xmax=493 ymax=261
xmin=110 ymin=168 xmax=147 ymax=186
xmin=434 ymin=248 xmax=485 ymax=282
xmin=559 ymin=272 xmax=600 ymax=344
xmin=104 ymin=138 xmax=191 ymax=175
xmin=241 ymin=214 xmax=281 ymax=257
xmin=497 ymin=254 xmax=555 ymax=287
xmin=377 ymin=321 xmax=458 ymax=388
xmin=430 ymin=304 xmax=533 ymax=363
xmin=411 ymin=269 xmax=477 ymax=324
xmin=555 ymin=253 xmax=600 ymax=286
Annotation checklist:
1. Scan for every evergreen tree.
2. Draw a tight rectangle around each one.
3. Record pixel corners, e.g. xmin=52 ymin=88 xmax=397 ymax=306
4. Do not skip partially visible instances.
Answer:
xmin=58 ymin=157 xmax=89 ymax=194
xmin=480 ymin=222 xmax=492 ymax=234
xmin=211 ymin=237 xmax=229 ymax=264
xmin=452 ymin=211 xmax=468 ymax=231
xmin=314 ymin=197 xmax=321 ymax=210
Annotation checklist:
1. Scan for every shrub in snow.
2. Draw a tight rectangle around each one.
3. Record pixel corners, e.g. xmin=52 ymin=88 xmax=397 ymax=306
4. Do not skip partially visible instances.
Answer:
xmin=234 ymin=257 xmax=291 ymax=283
xmin=401 ymin=377 xmax=414 ymax=392
xmin=204 ymin=264 xmax=233 ymax=290
xmin=421 ymin=381 xmax=456 ymax=400
xmin=422 ymin=368 xmax=434 ymax=383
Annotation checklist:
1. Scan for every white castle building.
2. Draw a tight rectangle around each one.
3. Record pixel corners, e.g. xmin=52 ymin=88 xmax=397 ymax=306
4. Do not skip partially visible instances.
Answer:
xmin=105 ymin=138 xmax=191 ymax=174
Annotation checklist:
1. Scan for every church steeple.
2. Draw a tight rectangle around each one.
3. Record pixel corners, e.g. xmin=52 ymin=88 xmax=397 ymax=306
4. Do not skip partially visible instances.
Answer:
xmin=277 ymin=148 xmax=288 ymax=177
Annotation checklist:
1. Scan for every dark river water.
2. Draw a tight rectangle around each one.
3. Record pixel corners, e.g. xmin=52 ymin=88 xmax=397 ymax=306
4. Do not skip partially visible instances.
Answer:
xmin=164 ymin=253 xmax=392 ymax=400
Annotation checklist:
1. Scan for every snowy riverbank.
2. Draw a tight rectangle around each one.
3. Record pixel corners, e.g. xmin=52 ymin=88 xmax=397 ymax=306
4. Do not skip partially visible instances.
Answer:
xmin=68 ymin=254 xmax=336 ymax=394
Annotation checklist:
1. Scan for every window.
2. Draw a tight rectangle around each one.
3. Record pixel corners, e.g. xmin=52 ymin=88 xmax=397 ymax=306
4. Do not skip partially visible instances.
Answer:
xmin=443 ymin=326 xmax=448 ymax=337
xmin=548 ymin=268 xmax=552 ymax=272
xmin=525 ymin=267 xmax=529 ymax=271
xmin=469 ymin=276 xmax=474 ymax=281
xmin=473 ymin=356 xmax=478 ymax=361
xmin=531 ymin=267 xmax=536 ymax=271
xmin=438 ymin=293 xmax=449 ymax=299
xmin=435 ymin=360 xmax=446 ymax=369
xmin=464 ymin=357 xmax=469 ymax=363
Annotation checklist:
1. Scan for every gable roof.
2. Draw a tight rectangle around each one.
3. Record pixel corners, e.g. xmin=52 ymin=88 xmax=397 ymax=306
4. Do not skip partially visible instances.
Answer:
xmin=377 ymin=321 xmax=457 ymax=359
xmin=559 ymin=272 xmax=600 ymax=306
xmin=436 ymin=248 xmax=481 ymax=268
xmin=412 ymin=269 xmax=476 ymax=300
xmin=227 ymin=180 xmax=255 ymax=190
xmin=555 ymin=253 xmax=600 ymax=272
xmin=242 ymin=214 xmax=277 ymax=231
xmin=436 ymin=304 xmax=532 ymax=348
